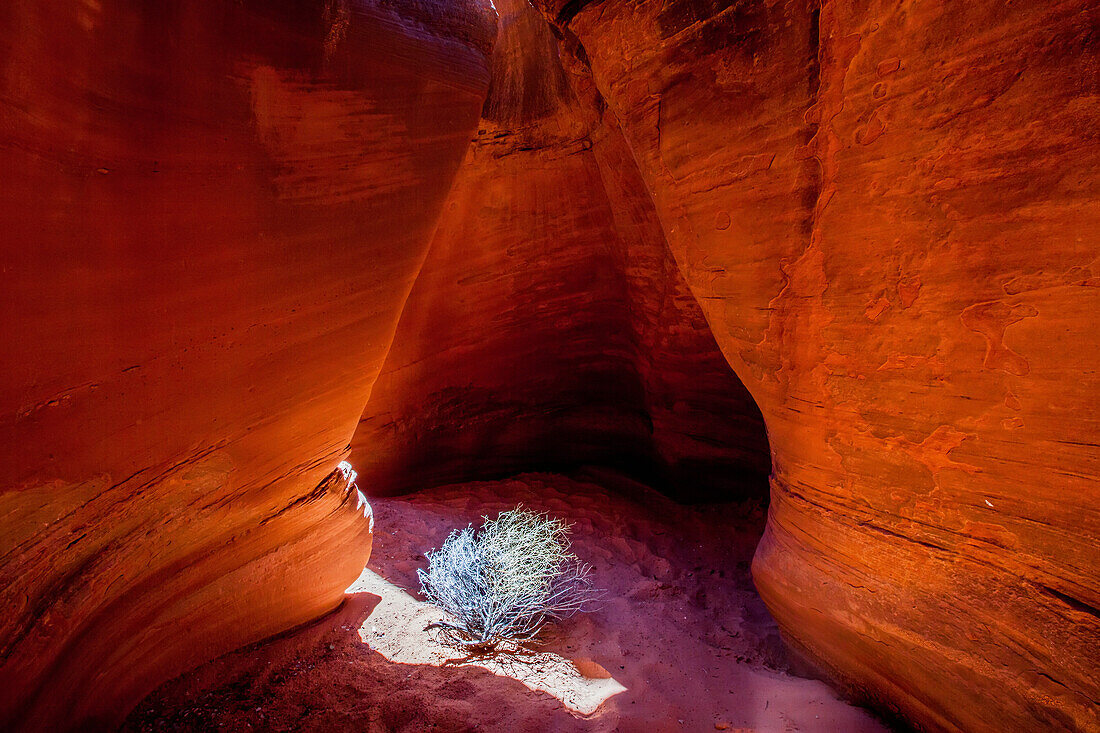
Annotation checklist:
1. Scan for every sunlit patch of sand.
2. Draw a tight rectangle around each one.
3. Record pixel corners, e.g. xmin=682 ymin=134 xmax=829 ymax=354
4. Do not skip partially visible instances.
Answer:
xmin=348 ymin=568 xmax=627 ymax=715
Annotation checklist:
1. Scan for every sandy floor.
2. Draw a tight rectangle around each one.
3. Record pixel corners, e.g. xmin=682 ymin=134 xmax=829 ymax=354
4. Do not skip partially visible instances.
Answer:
xmin=124 ymin=471 xmax=890 ymax=732
xmin=350 ymin=568 xmax=628 ymax=715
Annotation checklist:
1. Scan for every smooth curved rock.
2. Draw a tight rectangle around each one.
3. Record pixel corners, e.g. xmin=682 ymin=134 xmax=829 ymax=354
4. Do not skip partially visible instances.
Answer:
xmin=0 ymin=1 xmax=493 ymax=729
xmin=350 ymin=0 xmax=770 ymax=501
xmin=533 ymin=0 xmax=1100 ymax=730
xmin=4 ymin=0 xmax=1098 ymax=730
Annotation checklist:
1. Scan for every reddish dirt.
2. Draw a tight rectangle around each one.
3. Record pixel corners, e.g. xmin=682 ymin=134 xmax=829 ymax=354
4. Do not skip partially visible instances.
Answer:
xmin=124 ymin=473 xmax=889 ymax=733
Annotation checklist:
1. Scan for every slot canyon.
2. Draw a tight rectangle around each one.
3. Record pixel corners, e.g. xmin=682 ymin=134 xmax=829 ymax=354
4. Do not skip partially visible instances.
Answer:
xmin=1 ymin=0 xmax=1097 ymax=731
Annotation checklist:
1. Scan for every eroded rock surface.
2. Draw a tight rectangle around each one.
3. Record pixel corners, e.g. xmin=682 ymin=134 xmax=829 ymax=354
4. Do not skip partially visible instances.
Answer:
xmin=351 ymin=0 xmax=770 ymax=501
xmin=0 ymin=1 xmax=493 ymax=728
xmin=531 ymin=1 xmax=1100 ymax=730
xmin=3 ymin=0 xmax=1097 ymax=731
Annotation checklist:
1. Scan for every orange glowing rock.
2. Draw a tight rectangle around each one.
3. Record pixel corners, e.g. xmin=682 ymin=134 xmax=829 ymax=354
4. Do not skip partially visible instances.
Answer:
xmin=0 ymin=1 xmax=494 ymax=728
xmin=530 ymin=1 xmax=1100 ymax=730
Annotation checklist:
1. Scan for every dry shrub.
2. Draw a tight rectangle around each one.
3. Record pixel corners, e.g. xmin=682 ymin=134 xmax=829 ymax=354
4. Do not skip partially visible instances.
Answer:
xmin=418 ymin=507 xmax=596 ymax=649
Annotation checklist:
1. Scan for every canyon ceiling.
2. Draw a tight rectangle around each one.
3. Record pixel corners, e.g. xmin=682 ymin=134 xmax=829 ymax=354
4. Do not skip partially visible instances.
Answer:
xmin=1 ymin=1 xmax=1097 ymax=732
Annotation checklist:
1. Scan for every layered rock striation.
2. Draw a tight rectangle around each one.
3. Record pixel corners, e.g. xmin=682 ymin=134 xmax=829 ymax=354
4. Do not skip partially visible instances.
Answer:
xmin=3 ymin=1 xmax=1097 ymax=731
xmin=351 ymin=0 xmax=771 ymax=501
xmin=0 ymin=1 xmax=494 ymax=728
xmin=531 ymin=0 xmax=1100 ymax=730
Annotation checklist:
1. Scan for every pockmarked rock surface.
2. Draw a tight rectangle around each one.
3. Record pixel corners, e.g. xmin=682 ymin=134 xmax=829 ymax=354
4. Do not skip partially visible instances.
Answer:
xmin=529 ymin=1 xmax=1100 ymax=731
xmin=352 ymin=0 xmax=771 ymax=502
xmin=0 ymin=1 xmax=494 ymax=729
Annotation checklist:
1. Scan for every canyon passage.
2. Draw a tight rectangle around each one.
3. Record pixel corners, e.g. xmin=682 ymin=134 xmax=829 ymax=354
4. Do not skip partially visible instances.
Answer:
xmin=1 ymin=1 xmax=1097 ymax=732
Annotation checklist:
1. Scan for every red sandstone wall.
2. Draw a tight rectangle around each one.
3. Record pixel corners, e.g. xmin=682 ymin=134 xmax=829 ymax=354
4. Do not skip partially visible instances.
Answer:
xmin=4 ymin=0 xmax=1096 ymax=730
xmin=0 ymin=1 xmax=494 ymax=729
xmin=534 ymin=0 xmax=1100 ymax=730
xmin=350 ymin=0 xmax=770 ymax=501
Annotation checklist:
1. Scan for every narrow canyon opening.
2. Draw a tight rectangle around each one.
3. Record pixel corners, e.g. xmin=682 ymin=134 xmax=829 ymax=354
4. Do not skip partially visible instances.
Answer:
xmin=3 ymin=0 xmax=1097 ymax=731
xmin=124 ymin=2 xmax=836 ymax=726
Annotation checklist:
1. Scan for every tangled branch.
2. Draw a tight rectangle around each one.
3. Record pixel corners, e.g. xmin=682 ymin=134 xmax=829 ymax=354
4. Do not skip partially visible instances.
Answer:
xmin=418 ymin=507 xmax=597 ymax=650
